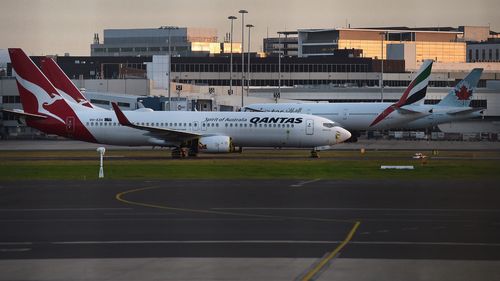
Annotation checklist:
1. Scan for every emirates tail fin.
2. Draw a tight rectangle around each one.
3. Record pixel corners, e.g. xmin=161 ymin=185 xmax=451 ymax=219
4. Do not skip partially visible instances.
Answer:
xmin=396 ymin=60 xmax=433 ymax=107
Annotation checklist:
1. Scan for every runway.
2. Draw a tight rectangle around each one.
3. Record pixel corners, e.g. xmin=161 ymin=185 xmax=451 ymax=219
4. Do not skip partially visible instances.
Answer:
xmin=0 ymin=179 xmax=499 ymax=280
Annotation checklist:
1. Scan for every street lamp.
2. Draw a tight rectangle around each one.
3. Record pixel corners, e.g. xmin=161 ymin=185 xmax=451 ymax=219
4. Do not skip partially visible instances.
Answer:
xmin=159 ymin=26 xmax=179 ymax=110
xmin=228 ymin=16 xmax=237 ymax=96
xmin=278 ymin=32 xmax=282 ymax=100
xmin=239 ymin=9 xmax=248 ymax=107
xmin=379 ymin=31 xmax=387 ymax=102
xmin=246 ymin=24 xmax=254 ymax=95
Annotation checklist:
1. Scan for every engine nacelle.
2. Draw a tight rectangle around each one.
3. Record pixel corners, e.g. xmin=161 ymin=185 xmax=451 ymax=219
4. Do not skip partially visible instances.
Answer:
xmin=198 ymin=135 xmax=232 ymax=153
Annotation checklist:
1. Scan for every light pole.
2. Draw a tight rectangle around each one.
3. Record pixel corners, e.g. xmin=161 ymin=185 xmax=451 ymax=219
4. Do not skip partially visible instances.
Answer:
xmin=379 ymin=31 xmax=386 ymax=102
xmin=239 ymin=9 xmax=248 ymax=107
xmin=246 ymin=24 xmax=254 ymax=95
xmin=228 ymin=16 xmax=237 ymax=96
xmin=160 ymin=26 xmax=179 ymax=110
xmin=278 ymin=32 xmax=282 ymax=100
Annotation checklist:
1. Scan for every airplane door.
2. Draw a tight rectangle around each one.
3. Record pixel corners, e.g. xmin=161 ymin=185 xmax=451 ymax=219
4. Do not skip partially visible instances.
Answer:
xmin=343 ymin=108 xmax=348 ymax=120
xmin=66 ymin=116 xmax=75 ymax=136
xmin=193 ymin=121 xmax=199 ymax=131
xmin=306 ymin=119 xmax=314 ymax=135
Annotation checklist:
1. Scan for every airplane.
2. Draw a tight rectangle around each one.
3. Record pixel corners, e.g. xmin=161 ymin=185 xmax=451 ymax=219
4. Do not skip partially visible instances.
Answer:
xmin=400 ymin=68 xmax=484 ymax=129
xmin=244 ymin=60 xmax=434 ymax=141
xmin=40 ymin=56 xmax=96 ymax=109
xmin=4 ymin=48 xmax=351 ymax=158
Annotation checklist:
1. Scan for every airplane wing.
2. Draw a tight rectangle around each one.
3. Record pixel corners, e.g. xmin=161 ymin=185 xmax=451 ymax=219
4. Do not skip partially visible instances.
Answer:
xmin=446 ymin=107 xmax=485 ymax=115
xmin=2 ymin=109 xmax=47 ymax=119
xmin=111 ymin=102 xmax=201 ymax=141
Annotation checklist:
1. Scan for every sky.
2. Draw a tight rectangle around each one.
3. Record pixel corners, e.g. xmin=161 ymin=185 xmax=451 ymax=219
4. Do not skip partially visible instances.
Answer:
xmin=0 ymin=0 xmax=499 ymax=56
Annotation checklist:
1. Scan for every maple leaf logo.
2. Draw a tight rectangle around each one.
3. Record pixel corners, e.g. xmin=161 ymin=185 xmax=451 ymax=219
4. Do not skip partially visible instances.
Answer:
xmin=455 ymin=84 xmax=472 ymax=101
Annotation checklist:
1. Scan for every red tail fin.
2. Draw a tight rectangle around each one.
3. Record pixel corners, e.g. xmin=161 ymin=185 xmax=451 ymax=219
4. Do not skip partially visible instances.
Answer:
xmin=8 ymin=48 xmax=96 ymax=142
xmin=41 ymin=57 xmax=94 ymax=108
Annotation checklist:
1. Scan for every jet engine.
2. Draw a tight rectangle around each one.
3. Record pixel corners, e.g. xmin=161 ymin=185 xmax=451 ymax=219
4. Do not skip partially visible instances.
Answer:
xmin=198 ymin=136 xmax=233 ymax=153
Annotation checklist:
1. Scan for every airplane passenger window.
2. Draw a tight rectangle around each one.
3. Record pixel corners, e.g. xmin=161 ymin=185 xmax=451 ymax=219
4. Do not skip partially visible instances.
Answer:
xmin=86 ymin=122 xmax=89 ymax=126
xmin=216 ymin=124 xmax=219 ymax=127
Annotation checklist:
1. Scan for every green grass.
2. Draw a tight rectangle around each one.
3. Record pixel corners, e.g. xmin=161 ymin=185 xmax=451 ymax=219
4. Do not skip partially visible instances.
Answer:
xmin=0 ymin=150 xmax=499 ymax=180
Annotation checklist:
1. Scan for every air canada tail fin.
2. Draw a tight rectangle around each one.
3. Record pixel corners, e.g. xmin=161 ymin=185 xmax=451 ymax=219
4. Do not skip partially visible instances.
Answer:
xmin=40 ymin=57 xmax=94 ymax=108
xmin=437 ymin=68 xmax=483 ymax=107
xmin=395 ymin=60 xmax=433 ymax=107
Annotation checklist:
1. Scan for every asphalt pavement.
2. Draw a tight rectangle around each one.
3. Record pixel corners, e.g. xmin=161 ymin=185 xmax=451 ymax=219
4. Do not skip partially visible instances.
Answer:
xmin=0 ymin=179 xmax=499 ymax=280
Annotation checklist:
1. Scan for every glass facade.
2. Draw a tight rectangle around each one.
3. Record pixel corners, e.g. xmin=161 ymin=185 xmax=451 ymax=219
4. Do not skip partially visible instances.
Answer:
xmin=338 ymin=40 xmax=466 ymax=63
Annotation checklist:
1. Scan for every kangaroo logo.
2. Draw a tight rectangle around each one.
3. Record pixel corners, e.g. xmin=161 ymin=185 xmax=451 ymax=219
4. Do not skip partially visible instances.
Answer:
xmin=16 ymin=74 xmax=66 ymax=124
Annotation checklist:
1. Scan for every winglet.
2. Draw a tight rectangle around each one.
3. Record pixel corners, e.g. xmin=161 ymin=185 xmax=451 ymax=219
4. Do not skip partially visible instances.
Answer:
xmin=111 ymin=102 xmax=132 ymax=126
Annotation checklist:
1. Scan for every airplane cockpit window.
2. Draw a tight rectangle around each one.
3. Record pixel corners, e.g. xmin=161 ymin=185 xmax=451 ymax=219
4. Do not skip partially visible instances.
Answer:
xmin=323 ymin=122 xmax=336 ymax=128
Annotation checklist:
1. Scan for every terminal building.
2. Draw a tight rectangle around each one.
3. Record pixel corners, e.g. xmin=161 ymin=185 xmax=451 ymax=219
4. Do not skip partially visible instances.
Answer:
xmin=90 ymin=27 xmax=241 ymax=57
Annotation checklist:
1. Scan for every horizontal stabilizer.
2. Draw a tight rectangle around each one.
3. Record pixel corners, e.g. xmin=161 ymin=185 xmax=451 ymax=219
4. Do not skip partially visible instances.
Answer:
xmin=394 ymin=106 xmax=426 ymax=115
xmin=446 ymin=107 xmax=484 ymax=115
xmin=2 ymin=109 xmax=47 ymax=119
xmin=111 ymin=102 xmax=200 ymax=140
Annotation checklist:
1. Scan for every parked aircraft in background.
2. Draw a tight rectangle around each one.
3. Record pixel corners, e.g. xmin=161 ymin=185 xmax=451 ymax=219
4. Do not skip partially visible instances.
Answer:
xmin=245 ymin=60 xmax=434 ymax=141
xmin=4 ymin=48 xmax=351 ymax=158
xmin=402 ymin=68 xmax=484 ymax=129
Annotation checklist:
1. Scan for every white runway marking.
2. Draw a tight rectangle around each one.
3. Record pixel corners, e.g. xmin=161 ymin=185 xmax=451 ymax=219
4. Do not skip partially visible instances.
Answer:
xmin=211 ymin=207 xmax=500 ymax=213
xmin=0 ymin=208 xmax=132 ymax=212
xmin=44 ymin=240 xmax=500 ymax=247
xmin=290 ymin=179 xmax=321 ymax=187
xmin=0 ymin=248 xmax=31 ymax=252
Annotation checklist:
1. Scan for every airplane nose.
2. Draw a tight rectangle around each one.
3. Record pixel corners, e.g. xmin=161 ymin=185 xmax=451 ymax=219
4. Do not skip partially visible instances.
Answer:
xmin=334 ymin=127 xmax=351 ymax=143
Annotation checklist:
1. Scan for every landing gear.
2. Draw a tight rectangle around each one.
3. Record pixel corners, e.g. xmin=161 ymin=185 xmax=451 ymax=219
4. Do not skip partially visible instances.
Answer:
xmin=310 ymin=149 xmax=320 ymax=158
xmin=171 ymin=147 xmax=187 ymax=159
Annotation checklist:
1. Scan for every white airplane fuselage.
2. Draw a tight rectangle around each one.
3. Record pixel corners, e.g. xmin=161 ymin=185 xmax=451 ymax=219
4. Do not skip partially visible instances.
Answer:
xmin=247 ymin=103 xmax=427 ymax=131
xmin=74 ymin=108 xmax=347 ymax=148
xmin=402 ymin=105 xmax=482 ymax=129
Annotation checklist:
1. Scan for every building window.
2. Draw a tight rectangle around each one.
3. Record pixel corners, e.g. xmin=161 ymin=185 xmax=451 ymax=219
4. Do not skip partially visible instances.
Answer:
xmin=90 ymin=99 xmax=110 ymax=105
xmin=482 ymin=49 xmax=486 ymax=61
xmin=468 ymin=49 xmax=473 ymax=62
xmin=489 ymin=49 xmax=493 ymax=61
xmin=2 ymin=96 xmax=21 ymax=103
xmin=117 ymin=102 xmax=130 ymax=107
xmin=497 ymin=49 xmax=499 ymax=61
xmin=475 ymin=49 xmax=479 ymax=61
